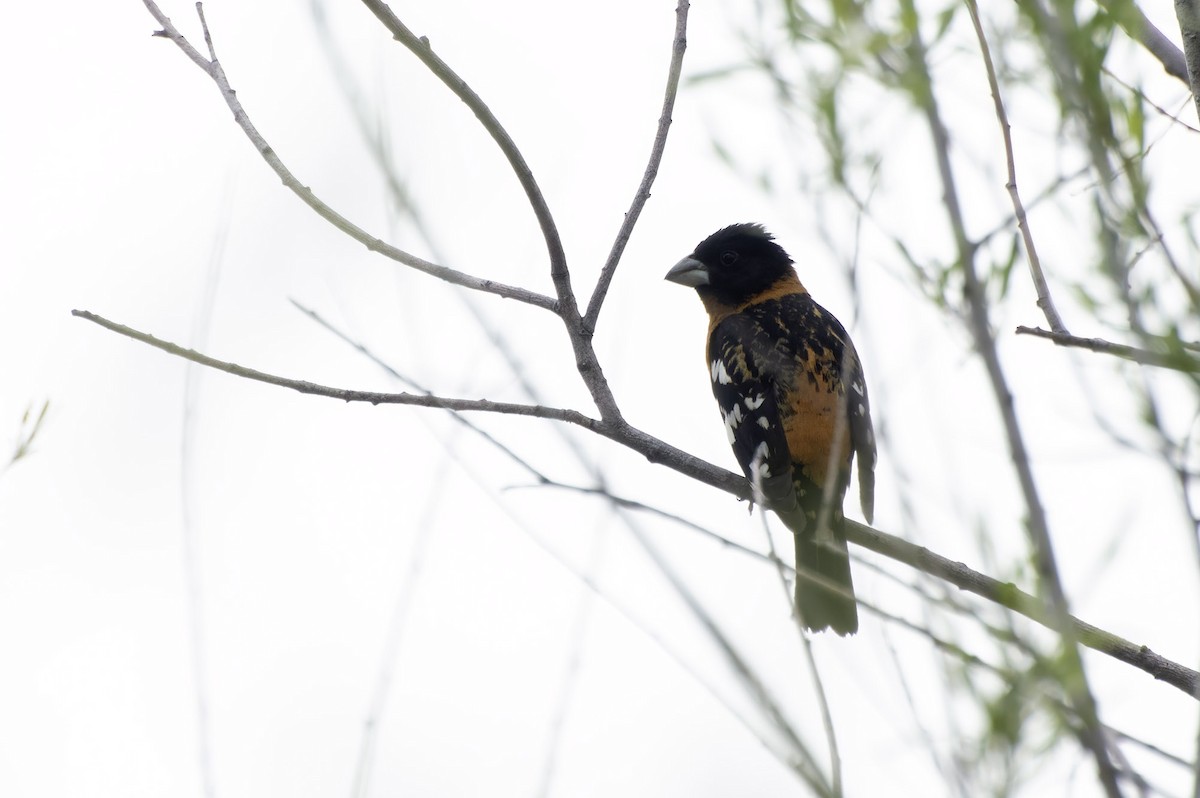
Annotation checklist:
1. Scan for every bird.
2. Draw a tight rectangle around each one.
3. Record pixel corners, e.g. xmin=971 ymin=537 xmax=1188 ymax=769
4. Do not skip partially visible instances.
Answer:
xmin=665 ymin=223 xmax=876 ymax=635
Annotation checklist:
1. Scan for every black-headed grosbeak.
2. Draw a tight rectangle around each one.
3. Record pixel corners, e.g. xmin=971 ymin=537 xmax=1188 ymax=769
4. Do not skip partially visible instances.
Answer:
xmin=666 ymin=223 xmax=876 ymax=635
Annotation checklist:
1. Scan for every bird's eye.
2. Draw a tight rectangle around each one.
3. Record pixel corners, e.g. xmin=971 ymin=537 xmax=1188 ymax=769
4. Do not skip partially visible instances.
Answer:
xmin=720 ymin=250 xmax=738 ymax=266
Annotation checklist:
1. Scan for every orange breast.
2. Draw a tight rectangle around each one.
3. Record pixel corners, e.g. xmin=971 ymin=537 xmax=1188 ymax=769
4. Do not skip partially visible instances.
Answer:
xmin=780 ymin=349 xmax=852 ymax=488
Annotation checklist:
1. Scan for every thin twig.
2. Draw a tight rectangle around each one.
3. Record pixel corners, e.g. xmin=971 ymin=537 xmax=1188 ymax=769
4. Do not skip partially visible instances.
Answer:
xmin=625 ymin=513 xmax=833 ymax=796
xmin=140 ymin=0 xmax=556 ymax=310
xmin=583 ymin=0 xmax=690 ymax=333
xmin=287 ymin=300 xmax=560 ymax=798
xmin=350 ymin=450 xmax=450 ymax=798
xmin=354 ymin=0 xmax=568 ymax=300
xmin=5 ymin=399 xmax=49 ymax=471
xmin=1016 ymin=326 xmax=1200 ymax=373
xmin=493 ymin=493 xmax=827 ymax=785
xmin=1103 ymin=67 xmax=1200 ymax=135
xmin=536 ymin=479 xmax=1200 ymax=700
xmin=972 ymin=166 xmax=1089 ymax=250
xmin=71 ymin=309 xmax=596 ymax=427
xmin=353 ymin=0 xmax=623 ymax=424
xmin=522 ymin=481 xmax=770 ymax=560
xmin=291 ymin=300 xmax=555 ymax=485
xmin=534 ymin=538 xmax=602 ymax=798
xmin=845 ymin=521 xmax=1198 ymax=698
xmin=863 ymin=595 xmax=1180 ymax=793
xmin=176 ymin=184 xmax=231 ymax=798
xmin=1092 ymin=0 xmax=1189 ymax=84
xmin=72 ymin=308 xmax=739 ymax=494
xmin=966 ymin=0 xmax=1066 ymax=333
xmin=304 ymin=11 xmax=603 ymax=488
xmin=761 ymin=517 xmax=843 ymax=797
xmin=1174 ymin=0 xmax=1200 ymax=125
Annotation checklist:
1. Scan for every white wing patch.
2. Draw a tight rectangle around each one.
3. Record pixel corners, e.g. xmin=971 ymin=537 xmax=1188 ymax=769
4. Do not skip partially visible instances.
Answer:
xmin=851 ymin=379 xmax=867 ymax=417
xmin=744 ymin=393 xmax=765 ymax=410
xmin=748 ymin=441 xmax=772 ymax=504
xmin=711 ymin=359 xmax=733 ymax=385
xmin=722 ymin=402 xmax=744 ymax=444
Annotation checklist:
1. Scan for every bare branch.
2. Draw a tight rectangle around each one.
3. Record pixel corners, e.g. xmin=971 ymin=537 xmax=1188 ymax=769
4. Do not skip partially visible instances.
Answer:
xmin=624 ymin=513 xmax=834 ymax=795
xmin=967 ymin=0 xmax=1067 ymax=333
xmin=354 ymin=0 xmax=626 ymax=422
xmin=527 ymin=481 xmax=771 ymax=561
xmin=759 ymin=517 xmax=844 ymax=796
xmin=290 ymin=300 xmax=555 ymax=486
xmin=1016 ymin=326 xmax=1200 ymax=373
xmin=70 ymin=307 xmax=725 ymax=490
xmin=1093 ymin=0 xmax=1189 ymax=84
xmin=504 ymin=498 xmax=828 ymax=786
xmin=195 ymin=1 xmax=217 ymax=62
xmin=846 ymin=521 xmax=1198 ymax=698
xmin=1103 ymin=67 xmax=1200 ymax=136
xmin=547 ymin=480 xmax=1200 ymax=700
xmin=1176 ymin=0 xmax=1200 ymax=125
xmin=5 ymin=399 xmax=49 ymax=471
xmin=74 ymin=308 xmax=1198 ymax=699
xmin=545 ymin=481 xmax=1200 ymax=700
xmin=354 ymin=0 xmax=571 ymax=304
xmin=583 ymin=0 xmax=690 ymax=333
xmin=71 ymin=309 xmax=594 ymax=427
xmin=140 ymin=0 xmax=556 ymax=310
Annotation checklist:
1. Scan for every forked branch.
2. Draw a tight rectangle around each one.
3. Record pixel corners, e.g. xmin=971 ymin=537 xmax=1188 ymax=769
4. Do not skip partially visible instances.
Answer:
xmin=140 ymin=0 xmax=557 ymax=310
xmin=584 ymin=0 xmax=691 ymax=333
xmin=967 ymin=0 xmax=1066 ymax=333
xmin=1016 ymin=326 xmax=1200 ymax=373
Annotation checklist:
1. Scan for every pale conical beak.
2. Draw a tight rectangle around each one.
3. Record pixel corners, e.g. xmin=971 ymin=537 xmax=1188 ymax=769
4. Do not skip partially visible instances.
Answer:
xmin=664 ymin=256 xmax=710 ymax=287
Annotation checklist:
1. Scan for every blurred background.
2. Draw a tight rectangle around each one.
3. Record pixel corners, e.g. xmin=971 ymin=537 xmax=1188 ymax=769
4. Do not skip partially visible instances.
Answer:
xmin=2 ymin=1 xmax=1198 ymax=795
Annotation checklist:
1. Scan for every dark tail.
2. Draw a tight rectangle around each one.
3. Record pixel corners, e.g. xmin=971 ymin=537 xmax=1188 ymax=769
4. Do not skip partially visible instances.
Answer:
xmin=793 ymin=519 xmax=858 ymax=635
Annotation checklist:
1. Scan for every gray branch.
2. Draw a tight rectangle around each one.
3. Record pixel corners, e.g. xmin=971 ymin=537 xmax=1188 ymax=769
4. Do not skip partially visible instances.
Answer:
xmin=1176 ymin=0 xmax=1200 ymax=124
xmin=73 ymin=308 xmax=1200 ymax=700
xmin=1016 ymin=326 xmax=1200 ymax=373
xmin=584 ymin=0 xmax=691 ymax=333
xmin=140 ymin=0 xmax=558 ymax=311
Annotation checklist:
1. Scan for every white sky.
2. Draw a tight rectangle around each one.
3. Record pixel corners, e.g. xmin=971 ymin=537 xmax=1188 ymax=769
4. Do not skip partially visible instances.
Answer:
xmin=2 ymin=1 xmax=1198 ymax=796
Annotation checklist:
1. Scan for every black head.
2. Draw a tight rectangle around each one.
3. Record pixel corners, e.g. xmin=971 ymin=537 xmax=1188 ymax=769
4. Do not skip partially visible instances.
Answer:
xmin=665 ymin=223 xmax=796 ymax=305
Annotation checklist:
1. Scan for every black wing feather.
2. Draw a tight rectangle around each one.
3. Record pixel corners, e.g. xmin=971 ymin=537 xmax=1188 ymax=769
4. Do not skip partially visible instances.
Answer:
xmin=707 ymin=319 xmax=798 ymax=514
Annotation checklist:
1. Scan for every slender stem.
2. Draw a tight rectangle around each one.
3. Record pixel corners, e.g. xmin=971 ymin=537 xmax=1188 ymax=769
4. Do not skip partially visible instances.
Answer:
xmin=140 ymin=0 xmax=556 ymax=310
xmin=583 ymin=0 xmax=690 ymax=333
xmin=355 ymin=1 xmax=568 ymax=297
xmin=1016 ymin=326 xmax=1200 ymax=372
xmin=1175 ymin=0 xmax=1200 ymax=125
xmin=291 ymin=301 xmax=555 ymax=484
xmin=845 ymin=521 xmax=1198 ymax=697
xmin=71 ymin=310 xmax=596 ymax=428
xmin=355 ymin=0 xmax=623 ymax=422
xmin=966 ymin=0 xmax=1066 ymax=333
xmin=762 ymin=519 xmax=843 ymax=796
xmin=626 ymin=514 xmax=833 ymax=795
xmin=1092 ymin=0 xmax=1189 ymax=84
